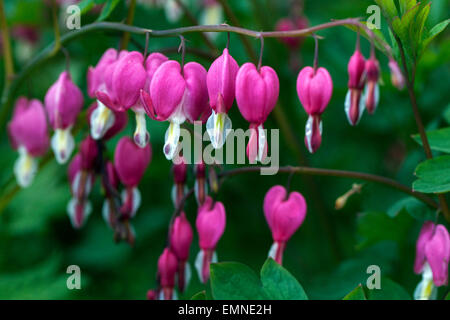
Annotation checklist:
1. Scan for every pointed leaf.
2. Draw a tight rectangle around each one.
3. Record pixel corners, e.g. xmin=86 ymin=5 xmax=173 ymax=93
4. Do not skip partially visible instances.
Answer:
xmin=413 ymin=155 xmax=450 ymax=193
xmin=343 ymin=284 xmax=367 ymax=300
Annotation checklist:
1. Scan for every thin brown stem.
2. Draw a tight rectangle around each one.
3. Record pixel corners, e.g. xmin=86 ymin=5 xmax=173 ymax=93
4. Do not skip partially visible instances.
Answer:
xmin=219 ymin=166 xmax=438 ymax=209
xmin=120 ymin=0 xmax=136 ymax=50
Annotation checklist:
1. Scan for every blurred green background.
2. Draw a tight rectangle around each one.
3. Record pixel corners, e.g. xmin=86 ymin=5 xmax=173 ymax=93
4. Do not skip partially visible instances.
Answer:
xmin=0 ymin=0 xmax=449 ymax=299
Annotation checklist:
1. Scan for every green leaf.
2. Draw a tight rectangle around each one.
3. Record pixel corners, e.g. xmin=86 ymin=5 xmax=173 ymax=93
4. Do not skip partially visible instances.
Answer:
xmin=366 ymin=277 xmax=411 ymax=300
xmin=399 ymin=0 xmax=417 ymax=15
xmin=191 ymin=291 xmax=207 ymax=300
xmin=96 ymin=0 xmax=120 ymax=21
xmin=413 ymin=127 xmax=450 ymax=153
xmin=343 ymin=284 xmax=367 ymax=300
xmin=210 ymin=262 xmax=267 ymax=300
xmin=413 ymin=155 xmax=450 ymax=193
xmin=411 ymin=3 xmax=431 ymax=56
xmin=375 ymin=0 xmax=398 ymax=21
xmin=388 ymin=197 xmax=435 ymax=221
xmin=260 ymin=258 xmax=308 ymax=300
xmin=357 ymin=211 xmax=413 ymax=249
xmin=422 ymin=19 xmax=450 ymax=50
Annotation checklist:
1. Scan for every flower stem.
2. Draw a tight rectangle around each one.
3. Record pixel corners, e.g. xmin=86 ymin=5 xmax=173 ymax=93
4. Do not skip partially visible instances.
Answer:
xmin=219 ymin=165 xmax=438 ymax=209
xmin=120 ymin=0 xmax=136 ymax=50
xmin=51 ymin=0 xmax=61 ymax=54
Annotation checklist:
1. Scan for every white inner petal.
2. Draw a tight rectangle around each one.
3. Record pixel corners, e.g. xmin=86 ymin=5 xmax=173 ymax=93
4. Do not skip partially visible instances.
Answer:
xmin=90 ymin=100 xmax=115 ymax=140
xmin=14 ymin=146 xmax=37 ymax=188
xmin=206 ymin=110 xmax=232 ymax=149
xmin=164 ymin=121 xmax=181 ymax=160
xmin=413 ymin=263 xmax=437 ymax=300
xmin=51 ymin=127 xmax=75 ymax=164
xmin=133 ymin=110 xmax=149 ymax=148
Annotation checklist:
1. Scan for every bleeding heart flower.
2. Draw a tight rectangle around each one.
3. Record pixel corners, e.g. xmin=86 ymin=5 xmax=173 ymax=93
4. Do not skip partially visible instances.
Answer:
xmin=45 ymin=71 xmax=84 ymax=164
xmin=114 ymin=136 xmax=151 ymax=219
xmin=345 ymin=48 xmax=366 ymax=126
xmin=87 ymin=101 xmax=128 ymax=141
xmin=264 ymin=185 xmax=307 ymax=265
xmin=8 ymin=97 xmax=49 ymax=188
xmin=195 ymin=196 xmax=226 ymax=283
xmin=194 ymin=160 xmax=207 ymax=205
xmin=102 ymin=161 xmax=120 ymax=229
xmin=235 ymin=63 xmax=279 ymax=163
xmin=364 ymin=56 xmax=380 ymax=114
xmin=413 ymin=222 xmax=450 ymax=300
xmin=206 ymin=48 xmax=239 ymax=149
xmin=170 ymin=211 xmax=193 ymax=292
xmin=296 ymin=66 xmax=333 ymax=153
xmin=141 ymin=60 xmax=210 ymax=160
xmin=66 ymin=136 xmax=98 ymax=229
xmin=158 ymin=248 xmax=178 ymax=300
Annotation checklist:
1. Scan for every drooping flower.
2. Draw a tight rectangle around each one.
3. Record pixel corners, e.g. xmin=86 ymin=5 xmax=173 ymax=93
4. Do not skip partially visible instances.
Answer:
xmin=157 ymin=248 xmax=178 ymax=300
xmin=8 ymin=97 xmax=49 ymax=187
xmin=264 ymin=185 xmax=307 ymax=265
xmin=296 ymin=66 xmax=333 ymax=153
xmin=101 ymin=161 xmax=120 ymax=230
xmin=171 ymin=156 xmax=187 ymax=207
xmin=364 ymin=55 xmax=380 ymax=114
xmin=235 ymin=63 xmax=279 ymax=163
xmin=45 ymin=71 xmax=84 ymax=164
xmin=141 ymin=60 xmax=210 ymax=160
xmin=206 ymin=48 xmax=239 ymax=149
xmin=87 ymin=48 xmax=125 ymax=140
xmin=388 ymin=58 xmax=405 ymax=90
xmin=413 ymin=222 xmax=450 ymax=300
xmin=96 ymin=51 xmax=149 ymax=148
xmin=114 ymin=137 xmax=151 ymax=221
xmin=275 ymin=16 xmax=308 ymax=50
xmin=87 ymin=101 xmax=128 ymax=141
xmin=67 ymin=136 xmax=98 ymax=228
xmin=345 ymin=46 xmax=366 ymax=126
xmin=195 ymin=196 xmax=226 ymax=283
xmin=170 ymin=212 xmax=193 ymax=292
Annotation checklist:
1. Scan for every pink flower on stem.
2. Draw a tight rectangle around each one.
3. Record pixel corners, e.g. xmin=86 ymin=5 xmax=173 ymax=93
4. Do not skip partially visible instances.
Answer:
xmin=345 ymin=46 xmax=366 ymax=126
xmin=413 ymin=222 xmax=450 ymax=300
xmin=67 ymin=136 xmax=98 ymax=228
xmin=114 ymin=137 xmax=151 ymax=220
xmin=195 ymin=196 xmax=226 ymax=283
xmin=388 ymin=58 xmax=405 ymax=90
xmin=296 ymin=66 xmax=333 ymax=153
xmin=95 ymin=51 xmax=150 ymax=148
xmin=206 ymin=48 xmax=239 ymax=149
xmin=87 ymin=101 xmax=128 ymax=141
xmin=141 ymin=60 xmax=210 ymax=160
xmin=101 ymin=161 xmax=120 ymax=229
xmin=235 ymin=63 xmax=279 ymax=163
xmin=157 ymin=248 xmax=178 ymax=300
xmin=170 ymin=211 xmax=193 ymax=292
xmin=8 ymin=97 xmax=49 ymax=188
xmin=45 ymin=71 xmax=84 ymax=164
xmin=88 ymin=49 xmax=126 ymax=140
xmin=171 ymin=156 xmax=187 ymax=207
xmin=364 ymin=55 xmax=380 ymax=114
xmin=263 ymin=185 xmax=307 ymax=265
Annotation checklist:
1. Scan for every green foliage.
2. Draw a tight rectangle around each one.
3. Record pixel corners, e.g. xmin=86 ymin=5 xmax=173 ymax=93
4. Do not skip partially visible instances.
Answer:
xmin=365 ymin=277 xmax=411 ymax=300
xmin=388 ymin=197 xmax=435 ymax=221
xmin=343 ymin=284 xmax=367 ymax=300
xmin=209 ymin=259 xmax=308 ymax=300
xmin=413 ymin=155 xmax=450 ymax=193
xmin=413 ymin=127 xmax=450 ymax=153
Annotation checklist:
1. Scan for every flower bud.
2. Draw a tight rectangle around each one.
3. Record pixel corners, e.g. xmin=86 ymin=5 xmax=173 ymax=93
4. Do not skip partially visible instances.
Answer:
xmin=235 ymin=63 xmax=279 ymax=163
xmin=170 ymin=211 xmax=193 ymax=292
xmin=345 ymin=49 xmax=366 ymax=126
xmin=195 ymin=196 xmax=226 ymax=283
xmin=364 ymin=57 xmax=380 ymax=114
xmin=194 ymin=161 xmax=208 ymax=205
xmin=206 ymin=48 xmax=239 ymax=149
xmin=45 ymin=71 xmax=84 ymax=164
xmin=157 ymin=248 xmax=178 ymax=300
xmin=172 ymin=156 xmax=187 ymax=207
xmin=8 ymin=97 xmax=49 ymax=188
xmin=388 ymin=58 xmax=405 ymax=90
xmin=296 ymin=66 xmax=333 ymax=153
xmin=264 ymin=185 xmax=307 ymax=264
